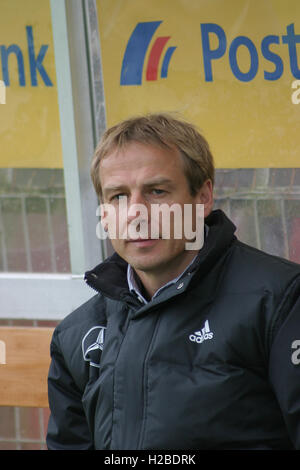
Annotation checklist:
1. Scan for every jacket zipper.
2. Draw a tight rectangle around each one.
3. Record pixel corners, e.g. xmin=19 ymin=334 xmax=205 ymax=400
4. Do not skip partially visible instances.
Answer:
xmin=137 ymin=313 xmax=162 ymax=449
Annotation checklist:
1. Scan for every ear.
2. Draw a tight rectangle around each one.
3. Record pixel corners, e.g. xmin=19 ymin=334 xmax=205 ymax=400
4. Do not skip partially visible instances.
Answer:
xmin=195 ymin=179 xmax=214 ymax=218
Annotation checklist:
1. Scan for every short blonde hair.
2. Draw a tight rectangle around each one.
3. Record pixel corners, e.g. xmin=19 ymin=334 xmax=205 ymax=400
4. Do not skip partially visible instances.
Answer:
xmin=91 ymin=113 xmax=215 ymax=199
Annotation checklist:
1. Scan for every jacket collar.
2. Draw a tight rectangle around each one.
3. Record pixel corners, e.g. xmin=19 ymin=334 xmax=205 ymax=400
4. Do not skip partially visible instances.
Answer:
xmin=84 ymin=209 xmax=237 ymax=301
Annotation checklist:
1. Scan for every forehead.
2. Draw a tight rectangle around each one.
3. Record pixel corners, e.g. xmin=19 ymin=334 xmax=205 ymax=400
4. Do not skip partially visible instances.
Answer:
xmin=99 ymin=141 xmax=184 ymax=181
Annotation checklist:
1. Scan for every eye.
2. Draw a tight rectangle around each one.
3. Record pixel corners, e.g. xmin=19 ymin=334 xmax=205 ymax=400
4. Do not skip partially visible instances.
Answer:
xmin=151 ymin=189 xmax=166 ymax=195
xmin=111 ymin=193 xmax=126 ymax=201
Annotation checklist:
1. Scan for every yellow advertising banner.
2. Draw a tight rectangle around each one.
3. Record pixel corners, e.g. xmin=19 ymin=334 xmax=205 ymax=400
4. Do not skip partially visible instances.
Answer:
xmin=0 ymin=0 xmax=62 ymax=168
xmin=97 ymin=0 xmax=300 ymax=168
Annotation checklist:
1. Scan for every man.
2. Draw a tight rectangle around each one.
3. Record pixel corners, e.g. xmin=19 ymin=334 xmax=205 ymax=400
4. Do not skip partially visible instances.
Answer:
xmin=47 ymin=113 xmax=300 ymax=450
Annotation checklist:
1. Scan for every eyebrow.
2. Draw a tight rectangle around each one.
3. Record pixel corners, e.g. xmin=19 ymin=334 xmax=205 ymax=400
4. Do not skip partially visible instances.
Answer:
xmin=103 ymin=178 xmax=175 ymax=197
xmin=143 ymin=177 xmax=174 ymax=188
xmin=103 ymin=185 xmax=127 ymax=195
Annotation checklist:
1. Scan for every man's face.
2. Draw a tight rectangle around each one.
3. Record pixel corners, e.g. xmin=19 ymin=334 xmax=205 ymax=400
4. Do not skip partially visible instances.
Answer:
xmin=99 ymin=141 xmax=213 ymax=275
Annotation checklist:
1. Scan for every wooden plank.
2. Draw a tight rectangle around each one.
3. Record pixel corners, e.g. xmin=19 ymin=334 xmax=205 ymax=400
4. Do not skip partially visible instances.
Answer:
xmin=0 ymin=327 xmax=54 ymax=407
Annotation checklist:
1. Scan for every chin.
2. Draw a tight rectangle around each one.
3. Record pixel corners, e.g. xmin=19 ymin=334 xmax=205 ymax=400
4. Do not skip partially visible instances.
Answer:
xmin=128 ymin=256 xmax=165 ymax=272
xmin=129 ymin=260 xmax=159 ymax=272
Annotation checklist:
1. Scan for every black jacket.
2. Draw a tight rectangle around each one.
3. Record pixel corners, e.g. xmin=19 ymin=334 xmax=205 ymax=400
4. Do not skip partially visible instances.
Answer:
xmin=47 ymin=210 xmax=300 ymax=450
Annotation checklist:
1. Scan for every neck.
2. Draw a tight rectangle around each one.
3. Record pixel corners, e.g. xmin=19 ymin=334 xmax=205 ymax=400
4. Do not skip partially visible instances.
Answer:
xmin=133 ymin=250 xmax=198 ymax=299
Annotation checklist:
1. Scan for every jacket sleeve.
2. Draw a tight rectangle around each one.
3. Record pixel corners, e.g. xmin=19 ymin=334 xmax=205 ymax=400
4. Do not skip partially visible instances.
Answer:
xmin=46 ymin=328 xmax=94 ymax=450
xmin=269 ymin=276 xmax=300 ymax=450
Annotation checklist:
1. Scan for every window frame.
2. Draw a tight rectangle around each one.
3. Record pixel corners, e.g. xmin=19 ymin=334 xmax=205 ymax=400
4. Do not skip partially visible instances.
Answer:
xmin=0 ymin=0 xmax=106 ymax=320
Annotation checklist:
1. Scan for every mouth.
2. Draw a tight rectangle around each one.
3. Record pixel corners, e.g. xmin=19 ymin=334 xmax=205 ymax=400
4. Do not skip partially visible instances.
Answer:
xmin=126 ymin=238 xmax=158 ymax=247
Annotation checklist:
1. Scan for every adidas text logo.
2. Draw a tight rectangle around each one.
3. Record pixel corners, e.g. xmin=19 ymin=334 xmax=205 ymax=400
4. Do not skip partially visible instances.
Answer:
xmin=189 ymin=320 xmax=214 ymax=344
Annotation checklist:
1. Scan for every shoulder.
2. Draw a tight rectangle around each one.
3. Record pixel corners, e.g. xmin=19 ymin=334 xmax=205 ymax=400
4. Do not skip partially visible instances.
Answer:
xmin=51 ymin=294 xmax=107 ymax=362
xmin=210 ymin=240 xmax=300 ymax=353
xmin=49 ymin=293 xmax=108 ymax=391
xmin=56 ymin=293 xmax=107 ymax=333
xmin=228 ymin=240 xmax=300 ymax=292
xmin=227 ymin=241 xmax=300 ymax=343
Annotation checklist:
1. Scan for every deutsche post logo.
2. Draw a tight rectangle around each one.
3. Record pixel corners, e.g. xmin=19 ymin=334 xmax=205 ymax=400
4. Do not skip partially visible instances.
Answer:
xmin=120 ymin=21 xmax=177 ymax=85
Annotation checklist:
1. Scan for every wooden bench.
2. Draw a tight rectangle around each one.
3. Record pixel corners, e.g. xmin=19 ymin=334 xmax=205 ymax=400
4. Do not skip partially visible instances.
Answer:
xmin=0 ymin=327 xmax=54 ymax=408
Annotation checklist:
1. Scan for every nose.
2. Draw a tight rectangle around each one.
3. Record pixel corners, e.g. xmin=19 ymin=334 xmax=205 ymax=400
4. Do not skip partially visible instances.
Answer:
xmin=129 ymin=190 xmax=146 ymax=206
xmin=127 ymin=191 xmax=149 ymax=224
